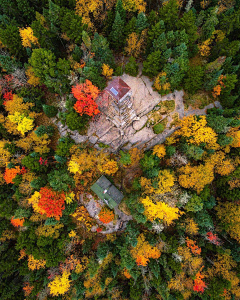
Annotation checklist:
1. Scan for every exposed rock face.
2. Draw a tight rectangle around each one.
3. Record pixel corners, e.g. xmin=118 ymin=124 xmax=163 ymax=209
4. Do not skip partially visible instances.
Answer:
xmin=53 ymin=74 xmax=222 ymax=152
xmin=132 ymin=115 xmax=148 ymax=131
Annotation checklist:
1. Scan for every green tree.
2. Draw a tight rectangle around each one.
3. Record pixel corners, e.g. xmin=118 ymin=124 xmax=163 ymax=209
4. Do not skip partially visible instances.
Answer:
xmin=48 ymin=168 xmax=75 ymax=192
xmin=159 ymin=0 xmax=179 ymax=31
xmin=116 ymin=0 xmax=126 ymax=21
xmin=184 ymin=66 xmax=205 ymax=94
xmin=136 ymin=12 xmax=148 ymax=33
xmin=91 ymin=33 xmax=115 ymax=67
xmin=201 ymin=9 xmax=219 ymax=40
xmin=0 ymin=22 xmax=25 ymax=58
xmin=59 ymin=7 xmax=86 ymax=44
xmin=42 ymin=104 xmax=58 ymax=118
xmin=142 ymin=50 xmax=162 ymax=79
xmin=146 ymin=20 xmax=165 ymax=53
xmin=177 ymin=10 xmax=198 ymax=45
xmin=125 ymin=56 xmax=139 ymax=77
xmin=153 ymin=32 xmax=167 ymax=52
xmin=110 ymin=12 xmax=125 ymax=50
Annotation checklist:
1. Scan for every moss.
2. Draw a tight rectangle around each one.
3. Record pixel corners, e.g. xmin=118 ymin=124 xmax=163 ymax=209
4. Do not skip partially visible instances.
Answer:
xmin=184 ymin=92 xmax=213 ymax=109
xmin=170 ymin=113 xmax=179 ymax=128
xmin=157 ymin=100 xmax=175 ymax=114
xmin=153 ymin=123 xmax=165 ymax=134
xmin=98 ymin=142 xmax=110 ymax=148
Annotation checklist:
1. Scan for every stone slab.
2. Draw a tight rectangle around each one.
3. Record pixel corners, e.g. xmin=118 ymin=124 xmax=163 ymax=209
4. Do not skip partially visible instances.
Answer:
xmin=128 ymin=127 xmax=156 ymax=145
xmin=98 ymin=127 xmax=121 ymax=144
xmin=132 ymin=115 xmax=148 ymax=131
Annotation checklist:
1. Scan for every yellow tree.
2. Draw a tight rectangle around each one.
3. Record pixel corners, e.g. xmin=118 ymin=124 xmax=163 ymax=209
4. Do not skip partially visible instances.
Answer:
xmin=141 ymin=196 xmax=182 ymax=225
xmin=122 ymin=0 xmax=146 ymax=12
xmin=102 ymin=64 xmax=113 ymax=80
xmin=216 ymin=202 xmax=240 ymax=243
xmin=173 ymin=115 xmax=219 ymax=150
xmin=178 ymin=163 xmax=214 ymax=194
xmin=48 ymin=271 xmax=72 ymax=297
xmin=125 ymin=30 xmax=147 ymax=58
xmin=19 ymin=27 xmax=39 ymax=48
xmin=130 ymin=233 xmax=161 ymax=266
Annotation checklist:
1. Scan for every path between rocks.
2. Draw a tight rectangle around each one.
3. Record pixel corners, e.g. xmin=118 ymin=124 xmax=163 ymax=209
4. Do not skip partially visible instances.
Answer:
xmin=53 ymin=74 xmax=222 ymax=152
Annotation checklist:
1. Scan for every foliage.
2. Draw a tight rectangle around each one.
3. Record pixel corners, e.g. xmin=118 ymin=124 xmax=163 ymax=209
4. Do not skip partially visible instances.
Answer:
xmin=141 ymin=196 xmax=182 ymax=225
xmin=98 ymin=207 xmax=115 ymax=224
xmin=19 ymin=27 xmax=39 ymax=48
xmin=38 ymin=187 xmax=66 ymax=220
xmin=125 ymin=56 xmax=139 ymax=77
xmin=130 ymin=233 xmax=161 ymax=266
xmin=48 ymin=270 xmax=71 ymax=296
xmin=72 ymin=80 xmax=100 ymax=117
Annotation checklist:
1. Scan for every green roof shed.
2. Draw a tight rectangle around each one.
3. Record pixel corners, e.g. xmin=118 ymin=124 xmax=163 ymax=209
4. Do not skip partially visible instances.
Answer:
xmin=90 ymin=175 xmax=124 ymax=209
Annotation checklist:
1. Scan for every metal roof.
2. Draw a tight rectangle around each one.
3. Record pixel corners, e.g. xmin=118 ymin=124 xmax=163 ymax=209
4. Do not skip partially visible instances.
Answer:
xmin=105 ymin=77 xmax=131 ymax=102
xmin=90 ymin=175 xmax=124 ymax=209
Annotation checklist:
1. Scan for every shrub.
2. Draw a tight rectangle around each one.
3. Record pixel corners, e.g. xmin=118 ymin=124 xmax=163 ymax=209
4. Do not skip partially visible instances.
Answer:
xmin=66 ymin=111 xmax=90 ymax=132
xmin=42 ymin=105 xmax=58 ymax=118
xmin=153 ymin=123 xmax=165 ymax=134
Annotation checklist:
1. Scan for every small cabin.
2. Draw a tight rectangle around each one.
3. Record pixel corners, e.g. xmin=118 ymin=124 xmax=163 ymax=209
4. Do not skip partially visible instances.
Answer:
xmin=104 ymin=77 xmax=132 ymax=105
xmin=91 ymin=175 xmax=124 ymax=209
xmin=96 ymin=77 xmax=138 ymax=129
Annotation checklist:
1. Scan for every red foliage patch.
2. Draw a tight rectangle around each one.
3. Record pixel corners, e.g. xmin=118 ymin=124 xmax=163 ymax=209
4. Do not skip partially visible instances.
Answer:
xmin=38 ymin=187 xmax=65 ymax=220
xmin=72 ymin=80 xmax=100 ymax=117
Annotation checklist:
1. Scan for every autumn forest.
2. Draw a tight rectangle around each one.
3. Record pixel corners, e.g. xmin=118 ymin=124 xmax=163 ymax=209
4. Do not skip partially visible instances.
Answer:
xmin=0 ymin=0 xmax=240 ymax=299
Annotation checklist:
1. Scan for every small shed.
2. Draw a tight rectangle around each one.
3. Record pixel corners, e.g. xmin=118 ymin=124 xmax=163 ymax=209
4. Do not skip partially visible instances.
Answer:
xmin=90 ymin=175 xmax=124 ymax=209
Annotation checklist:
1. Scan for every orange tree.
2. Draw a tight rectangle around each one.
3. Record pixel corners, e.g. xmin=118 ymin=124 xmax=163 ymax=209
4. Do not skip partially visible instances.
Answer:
xmin=72 ymin=80 xmax=100 ymax=117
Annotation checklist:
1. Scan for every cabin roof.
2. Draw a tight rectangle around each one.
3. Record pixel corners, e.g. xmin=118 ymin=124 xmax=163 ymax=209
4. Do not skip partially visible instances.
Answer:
xmin=105 ymin=77 xmax=131 ymax=102
xmin=90 ymin=175 xmax=124 ymax=209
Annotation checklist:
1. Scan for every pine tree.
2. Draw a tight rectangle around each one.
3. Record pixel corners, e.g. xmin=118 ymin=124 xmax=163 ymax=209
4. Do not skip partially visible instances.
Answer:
xmin=116 ymin=0 xmax=126 ymax=22
xmin=159 ymin=0 xmax=179 ymax=31
xmin=110 ymin=12 xmax=125 ymax=50
xmin=177 ymin=10 xmax=198 ymax=45
xmin=136 ymin=12 xmax=148 ymax=33
xmin=153 ymin=32 xmax=167 ymax=52
xmin=142 ymin=50 xmax=162 ymax=79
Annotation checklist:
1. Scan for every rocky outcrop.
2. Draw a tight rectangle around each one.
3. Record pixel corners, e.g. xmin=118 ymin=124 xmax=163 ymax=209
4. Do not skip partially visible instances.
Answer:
xmin=53 ymin=75 xmax=222 ymax=152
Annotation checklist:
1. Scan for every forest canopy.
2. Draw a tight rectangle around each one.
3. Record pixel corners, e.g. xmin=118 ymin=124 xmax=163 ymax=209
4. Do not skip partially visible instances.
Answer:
xmin=0 ymin=0 xmax=240 ymax=299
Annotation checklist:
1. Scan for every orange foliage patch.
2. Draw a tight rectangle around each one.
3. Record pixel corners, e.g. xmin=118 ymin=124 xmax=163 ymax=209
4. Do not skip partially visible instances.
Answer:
xmin=98 ymin=207 xmax=115 ymax=224
xmin=72 ymin=80 xmax=100 ymax=117
xmin=193 ymin=272 xmax=207 ymax=293
xmin=38 ymin=187 xmax=65 ymax=220
xmin=186 ymin=238 xmax=201 ymax=255
xmin=4 ymin=166 xmax=21 ymax=184
xmin=11 ymin=217 xmax=25 ymax=227
xmin=23 ymin=282 xmax=34 ymax=297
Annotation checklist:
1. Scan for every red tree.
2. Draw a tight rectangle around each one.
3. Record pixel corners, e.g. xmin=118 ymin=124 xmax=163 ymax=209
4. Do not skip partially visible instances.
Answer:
xmin=72 ymin=80 xmax=100 ymax=117
xmin=38 ymin=187 xmax=65 ymax=220
xmin=193 ymin=272 xmax=207 ymax=293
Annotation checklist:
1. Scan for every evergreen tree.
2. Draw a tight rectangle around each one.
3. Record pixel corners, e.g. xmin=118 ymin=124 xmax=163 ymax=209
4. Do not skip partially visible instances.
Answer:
xmin=159 ymin=0 xmax=179 ymax=31
xmin=201 ymin=9 xmax=219 ymax=40
xmin=0 ymin=22 xmax=25 ymax=59
xmin=136 ymin=12 xmax=149 ymax=33
xmin=142 ymin=50 xmax=162 ymax=78
xmin=125 ymin=56 xmax=139 ymax=77
xmin=110 ymin=12 xmax=125 ymax=50
xmin=116 ymin=0 xmax=126 ymax=22
xmin=153 ymin=32 xmax=167 ymax=52
xmin=124 ymin=17 xmax=137 ymax=37
xmin=59 ymin=7 xmax=86 ymax=44
xmin=177 ymin=10 xmax=198 ymax=45
xmin=91 ymin=33 xmax=115 ymax=67
xmin=42 ymin=104 xmax=58 ymax=118
xmin=146 ymin=20 xmax=165 ymax=53
xmin=184 ymin=66 xmax=205 ymax=94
